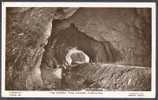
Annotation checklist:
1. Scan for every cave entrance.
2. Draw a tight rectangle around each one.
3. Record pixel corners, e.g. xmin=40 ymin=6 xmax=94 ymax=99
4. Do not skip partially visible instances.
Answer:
xmin=42 ymin=22 xmax=121 ymax=68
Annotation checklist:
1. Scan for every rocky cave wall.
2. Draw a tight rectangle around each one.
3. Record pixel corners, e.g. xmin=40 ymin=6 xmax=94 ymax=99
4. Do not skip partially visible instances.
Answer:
xmin=54 ymin=8 xmax=151 ymax=67
xmin=5 ymin=7 xmax=151 ymax=90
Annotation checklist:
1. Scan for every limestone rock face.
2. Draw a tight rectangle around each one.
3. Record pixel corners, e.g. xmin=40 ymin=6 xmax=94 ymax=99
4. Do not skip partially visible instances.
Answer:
xmin=56 ymin=8 xmax=151 ymax=67
xmin=5 ymin=7 xmax=151 ymax=90
xmin=63 ymin=63 xmax=151 ymax=91
xmin=40 ymin=23 xmax=122 ymax=90
xmin=6 ymin=7 xmax=78 ymax=90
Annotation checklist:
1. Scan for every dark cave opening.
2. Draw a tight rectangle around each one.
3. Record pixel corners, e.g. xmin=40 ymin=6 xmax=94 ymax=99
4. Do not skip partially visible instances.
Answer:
xmin=42 ymin=22 xmax=122 ymax=68
xmin=40 ymin=21 xmax=122 ymax=90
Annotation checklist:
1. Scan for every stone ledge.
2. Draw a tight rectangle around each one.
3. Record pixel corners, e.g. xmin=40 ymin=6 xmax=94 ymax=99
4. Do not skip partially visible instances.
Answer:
xmin=63 ymin=63 xmax=151 ymax=91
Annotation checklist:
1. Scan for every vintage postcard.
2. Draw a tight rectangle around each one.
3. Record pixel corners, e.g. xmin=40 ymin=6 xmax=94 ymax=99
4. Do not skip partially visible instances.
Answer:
xmin=1 ymin=2 xmax=156 ymax=98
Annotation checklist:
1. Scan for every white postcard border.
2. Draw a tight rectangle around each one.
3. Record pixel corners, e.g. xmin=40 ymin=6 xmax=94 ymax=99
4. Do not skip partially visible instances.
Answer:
xmin=1 ymin=2 xmax=156 ymax=98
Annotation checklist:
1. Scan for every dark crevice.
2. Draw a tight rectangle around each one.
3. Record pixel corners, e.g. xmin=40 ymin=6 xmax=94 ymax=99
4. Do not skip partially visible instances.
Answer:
xmin=40 ymin=20 xmax=123 ymax=90
xmin=41 ymin=22 xmax=122 ymax=69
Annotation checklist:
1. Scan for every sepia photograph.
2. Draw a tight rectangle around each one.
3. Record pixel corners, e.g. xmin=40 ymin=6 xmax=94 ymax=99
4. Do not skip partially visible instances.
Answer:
xmin=1 ymin=2 xmax=156 ymax=98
